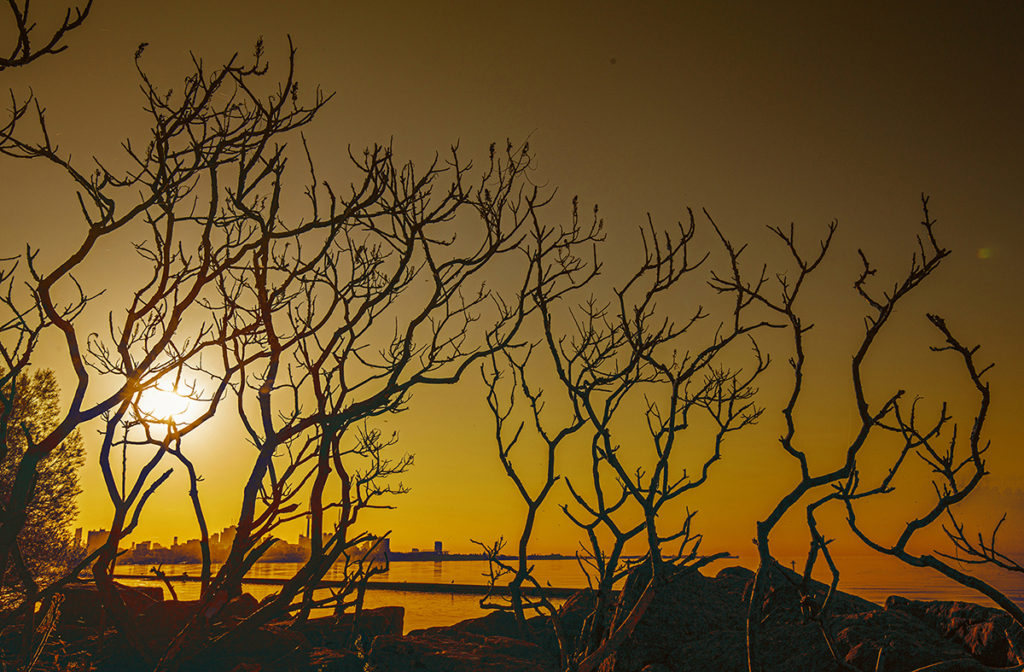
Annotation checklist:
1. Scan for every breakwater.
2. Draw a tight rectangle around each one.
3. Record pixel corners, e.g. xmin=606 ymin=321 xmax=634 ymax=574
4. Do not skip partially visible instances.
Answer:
xmin=112 ymin=573 xmax=581 ymax=598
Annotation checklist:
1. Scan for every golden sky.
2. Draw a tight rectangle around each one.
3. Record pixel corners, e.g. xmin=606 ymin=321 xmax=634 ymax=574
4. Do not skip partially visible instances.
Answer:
xmin=1 ymin=1 xmax=1022 ymax=568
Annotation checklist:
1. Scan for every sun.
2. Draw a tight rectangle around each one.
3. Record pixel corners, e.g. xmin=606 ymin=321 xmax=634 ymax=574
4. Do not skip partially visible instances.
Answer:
xmin=136 ymin=384 xmax=193 ymax=423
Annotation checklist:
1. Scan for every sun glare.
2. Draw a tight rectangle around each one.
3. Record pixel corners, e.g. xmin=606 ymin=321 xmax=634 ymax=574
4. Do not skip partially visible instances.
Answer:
xmin=137 ymin=385 xmax=192 ymax=423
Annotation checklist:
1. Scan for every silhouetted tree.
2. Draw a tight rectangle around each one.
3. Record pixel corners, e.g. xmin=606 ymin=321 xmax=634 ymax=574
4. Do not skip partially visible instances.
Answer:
xmin=196 ymin=138 xmax=558 ymax=661
xmin=941 ymin=511 xmax=1024 ymax=579
xmin=0 ymin=29 xmax=554 ymax=666
xmin=709 ymin=197 xmax=1020 ymax=672
xmin=1 ymin=16 xmax=1016 ymax=672
xmin=840 ymin=313 xmax=1024 ymax=627
xmin=0 ymin=0 xmax=91 ymax=70
xmin=481 ymin=205 xmax=769 ymax=672
xmin=0 ymin=36 xmax=331 ymax=662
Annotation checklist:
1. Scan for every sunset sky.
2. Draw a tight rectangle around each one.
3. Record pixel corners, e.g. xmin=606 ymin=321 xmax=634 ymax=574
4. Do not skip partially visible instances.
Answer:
xmin=1 ymin=1 xmax=1022 ymax=574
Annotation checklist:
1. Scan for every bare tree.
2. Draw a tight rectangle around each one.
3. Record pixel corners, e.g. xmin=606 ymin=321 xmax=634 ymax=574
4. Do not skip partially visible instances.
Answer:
xmin=710 ymin=197 xmax=1017 ymax=671
xmin=0 ymin=37 xmax=334 ymax=663
xmin=840 ymin=312 xmax=1024 ymax=625
xmin=196 ymin=138 xmax=548 ymax=651
xmin=472 ymin=198 xmax=604 ymax=663
xmin=480 ymin=207 xmax=771 ymax=672
xmin=941 ymin=512 xmax=1024 ymax=577
xmin=0 ymin=0 xmax=91 ymax=71
xmin=2 ymin=27 xmax=561 ymax=667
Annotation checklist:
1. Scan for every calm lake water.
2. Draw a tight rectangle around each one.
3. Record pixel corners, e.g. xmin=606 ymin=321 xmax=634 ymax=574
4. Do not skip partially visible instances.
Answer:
xmin=116 ymin=558 xmax=1024 ymax=634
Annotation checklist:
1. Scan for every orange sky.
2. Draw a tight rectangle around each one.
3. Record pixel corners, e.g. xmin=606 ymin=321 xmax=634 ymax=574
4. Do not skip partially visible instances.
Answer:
xmin=1 ymin=1 xmax=1022 ymax=571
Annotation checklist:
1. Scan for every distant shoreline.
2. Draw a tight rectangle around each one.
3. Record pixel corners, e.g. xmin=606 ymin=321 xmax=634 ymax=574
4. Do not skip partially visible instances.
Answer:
xmin=112 ymin=573 xmax=582 ymax=597
xmin=116 ymin=553 xmax=579 ymax=565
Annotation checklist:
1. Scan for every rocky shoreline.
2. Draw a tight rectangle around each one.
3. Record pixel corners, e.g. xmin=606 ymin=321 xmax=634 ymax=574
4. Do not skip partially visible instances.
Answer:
xmin=45 ymin=566 xmax=1024 ymax=671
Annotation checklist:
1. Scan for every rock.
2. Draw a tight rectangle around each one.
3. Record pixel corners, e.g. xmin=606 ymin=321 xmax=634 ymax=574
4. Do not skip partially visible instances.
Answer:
xmin=227 ymin=664 xmax=261 ymax=672
xmin=348 ymin=605 xmax=404 ymax=641
xmin=216 ymin=593 xmax=260 ymax=623
xmin=712 ymin=566 xmax=755 ymax=602
xmin=137 ymin=599 xmax=203 ymax=650
xmin=598 ymin=563 xmax=749 ymax=672
xmin=592 ymin=564 xmax=996 ymax=672
xmin=885 ymin=596 xmax=1024 ymax=667
xmin=367 ymin=631 xmax=557 ymax=672
xmin=410 ymin=609 xmax=520 ymax=639
xmin=294 ymin=606 xmax=404 ymax=650
xmin=212 ymin=623 xmax=308 ymax=671
xmin=385 ymin=609 xmax=558 ymax=671
xmin=305 ymin=647 xmax=363 ymax=672
xmin=59 ymin=582 xmax=163 ymax=630
xmin=559 ymin=589 xmax=599 ymax=632
xmin=832 ymin=608 xmax=969 ymax=671
xmin=639 ymin=629 xmax=747 ymax=672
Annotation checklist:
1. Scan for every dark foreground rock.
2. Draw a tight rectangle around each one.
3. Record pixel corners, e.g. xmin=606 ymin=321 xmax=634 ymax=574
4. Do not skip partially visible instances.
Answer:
xmin=60 ymin=582 xmax=164 ymax=630
xmin=30 ymin=572 xmax=1024 ymax=672
xmin=49 ymin=587 xmax=399 ymax=672
xmin=596 ymin=565 xmax=1017 ymax=672
xmin=885 ymin=596 xmax=1024 ymax=668
xmin=364 ymin=565 xmax=1022 ymax=672
xmin=293 ymin=605 xmax=404 ymax=650
xmin=368 ymin=630 xmax=557 ymax=672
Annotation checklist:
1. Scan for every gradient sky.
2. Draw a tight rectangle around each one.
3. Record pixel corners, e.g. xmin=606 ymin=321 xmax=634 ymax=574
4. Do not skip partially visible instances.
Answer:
xmin=1 ymin=1 xmax=1022 ymax=569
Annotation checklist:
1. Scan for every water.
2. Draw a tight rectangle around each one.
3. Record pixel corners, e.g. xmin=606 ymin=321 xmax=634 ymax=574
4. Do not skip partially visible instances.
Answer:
xmin=116 ymin=558 xmax=1024 ymax=634
xmin=117 ymin=559 xmax=587 ymax=632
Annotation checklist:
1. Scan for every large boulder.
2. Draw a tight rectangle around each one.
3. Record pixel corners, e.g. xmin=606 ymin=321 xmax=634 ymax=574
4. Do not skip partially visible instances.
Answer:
xmin=370 ymin=608 xmax=557 ymax=672
xmin=885 ymin=596 xmax=1024 ymax=667
xmin=597 ymin=564 xmax=748 ymax=672
xmin=368 ymin=630 xmax=557 ymax=672
xmin=208 ymin=623 xmax=309 ymax=672
xmin=59 ymin=582 xmax=163 ymax=630
xmin=131 ymin=593 xmax=262 ymax=653
xmin=831 ymin=608 xmax=970 ymax=671
xmin=303 ymin=646 xmax=363 ymax=672
xmin=216 ymin=593 xmax=260 ymax=623
xmin=588 ymin=564 xmax=1002 ymax=672
xmin=410 ymin=609 xmax=520 ymax=639
xmin=293 ymin=605 xmax=404 ymax=650
xmin=137 ymin=599 xmax=203 ymax=650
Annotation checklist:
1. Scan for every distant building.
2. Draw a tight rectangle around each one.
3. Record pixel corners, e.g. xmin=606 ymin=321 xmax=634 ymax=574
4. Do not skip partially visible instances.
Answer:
xmin=85 ymin=529 xmax=109 ymax=556
xmin=434 ymin=541 xmax=443 ymax=555
xmin=381 ymin=538 xmax=391 ymax=555
xmin=73 ymin=527 xmax=82 ymax=548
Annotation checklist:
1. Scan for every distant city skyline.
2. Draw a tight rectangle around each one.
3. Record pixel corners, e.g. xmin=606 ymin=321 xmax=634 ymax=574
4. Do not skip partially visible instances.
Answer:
xmin=76 ymin=525 xmax=450 ymax=564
